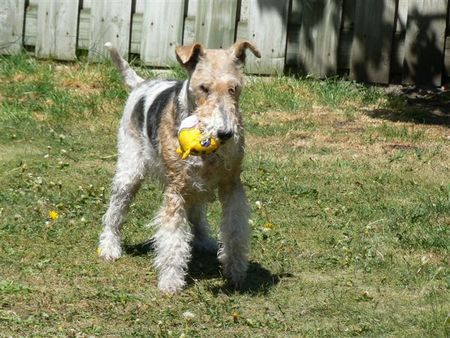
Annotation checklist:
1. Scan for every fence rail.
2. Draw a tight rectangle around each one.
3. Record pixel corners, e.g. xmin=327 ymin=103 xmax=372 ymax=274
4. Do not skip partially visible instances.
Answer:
xmin=1 ymin=0 xmax=449 ymax=86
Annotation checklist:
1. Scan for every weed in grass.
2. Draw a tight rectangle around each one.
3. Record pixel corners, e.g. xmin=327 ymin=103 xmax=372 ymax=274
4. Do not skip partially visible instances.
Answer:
xmin=0 ymin=280 xmax=32 ymax=295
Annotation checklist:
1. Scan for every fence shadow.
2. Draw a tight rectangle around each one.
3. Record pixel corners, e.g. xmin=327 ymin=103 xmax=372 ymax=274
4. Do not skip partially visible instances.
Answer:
xmin=402 ymin=7 xmax=447 ymax=86
xmin=367 ymin=86 xmax=450 ymax=126
xmin=349 ymin=1 xmax=395 ymax=83
xmin=263 ymin=0 xmax=448 ymax=86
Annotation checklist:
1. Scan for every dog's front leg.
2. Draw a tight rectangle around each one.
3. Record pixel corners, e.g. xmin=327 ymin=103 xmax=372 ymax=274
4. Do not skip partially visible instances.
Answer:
xmin=99 ymin=140 xmax=145 ymax=261
xmin=153 ymin=189 xmax=192 ymax=294
xmin=218 ymin=179 xmax=250 ymax=288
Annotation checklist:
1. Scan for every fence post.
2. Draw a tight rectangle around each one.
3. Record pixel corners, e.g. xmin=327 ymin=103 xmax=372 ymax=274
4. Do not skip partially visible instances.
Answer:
xmin=296 ymin=0 xmax=343 ymax=78
xmin=35 ymin=0 xmax=79 ymax=60
xmin=0 ymin=0 xmax=25 ymax=55
xmin=194 ymin=0 xmax=238 ymax=49
xmin=89 ymin=0 xmax=132 ymax=61
xmin=350 ymin=0 xmax=397 ymax=84
xmin=402 ymin=0 xmax=448 ymax=86
xmin=247 ymin=0 xmax=290 ymax=74
xmin=140 ymin=0 xmax=185 ymax=66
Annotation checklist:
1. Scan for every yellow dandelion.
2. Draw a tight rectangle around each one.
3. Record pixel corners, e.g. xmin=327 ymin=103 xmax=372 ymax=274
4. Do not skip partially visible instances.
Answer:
xmin=96 ymin=247 xmax=102 ymax=256
xmin=263 ymin=222 xmax=274 ymax=230
xmin=48 ymin=210 xmax=59 ymax=221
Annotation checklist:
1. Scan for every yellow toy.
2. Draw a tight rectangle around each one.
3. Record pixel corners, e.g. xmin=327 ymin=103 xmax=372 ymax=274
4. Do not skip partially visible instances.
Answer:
xmin=176 ymin=116 xmax=220 ymax=160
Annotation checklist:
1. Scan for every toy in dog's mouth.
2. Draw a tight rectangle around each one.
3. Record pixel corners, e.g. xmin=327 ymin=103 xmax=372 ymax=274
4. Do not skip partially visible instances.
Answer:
xmin=176 ymin=116 xmax=220 ymax=160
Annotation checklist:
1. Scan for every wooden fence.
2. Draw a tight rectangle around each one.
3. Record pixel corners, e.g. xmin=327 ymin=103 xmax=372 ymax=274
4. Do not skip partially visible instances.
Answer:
xmin=1 ymin=0 xmax=449 ymax=86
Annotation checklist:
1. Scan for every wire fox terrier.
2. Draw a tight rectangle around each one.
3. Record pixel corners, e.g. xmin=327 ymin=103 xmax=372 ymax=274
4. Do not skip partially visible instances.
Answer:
xmin=98 ymin=40 xmax=261 ymax=293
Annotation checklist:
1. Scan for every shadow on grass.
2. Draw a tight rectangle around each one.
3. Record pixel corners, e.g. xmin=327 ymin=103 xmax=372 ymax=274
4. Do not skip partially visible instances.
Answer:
xmin=188 ymin=251 xmax=290 ymax=296
xmin=124 ymin=238 xmax=154 ymax=256
xmin=206 ymin=262 xmax=292 ymax=296
xmin=124 ymin=240 xmax=290 ymax=296
xmin=368 ymin=87 xmax=450 ymax=126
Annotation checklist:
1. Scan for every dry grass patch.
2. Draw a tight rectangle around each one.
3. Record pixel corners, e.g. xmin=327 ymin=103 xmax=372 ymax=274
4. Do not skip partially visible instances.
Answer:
xmin=54 ymin=63 xmax=105 ymax=96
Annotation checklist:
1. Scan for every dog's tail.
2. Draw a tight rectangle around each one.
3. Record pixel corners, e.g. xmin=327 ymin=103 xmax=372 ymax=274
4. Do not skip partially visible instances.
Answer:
xmin=104 ymin=42 xmax=144 ymax=90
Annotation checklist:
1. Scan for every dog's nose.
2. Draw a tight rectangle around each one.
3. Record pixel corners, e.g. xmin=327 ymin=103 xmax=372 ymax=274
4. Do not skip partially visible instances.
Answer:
xmin=217 ymin=130 xmax=233 ymax=142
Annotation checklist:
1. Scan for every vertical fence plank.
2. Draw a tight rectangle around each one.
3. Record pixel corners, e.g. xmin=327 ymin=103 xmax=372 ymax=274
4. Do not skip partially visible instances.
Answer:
xmin=89 ymin=0 xmax=132 ymax=60
xmin=236 ymin=0 xmax=249 ymax=40
xmin=140 ymin=0 xmax=185 ymax=66
xmin=296 ymin=0 xmax=343 ymax=78
xmin=35 ymin=0 xmax=79 ymax=60
xmin=337 ymin=0 xmax=356 ymax=72
xmin=247 ymin=0 xmax=290 ymax=74
xmin=0 ymin=0 xmax=25 ymax=55
xmin=195 ymin=0 xmax=238 ymax=49
xmin=390 ymin=0 xmax=408 ymax=79
xmin=350 ymin=0 xmax=396 ymax=84
xmin=78 ymin=0 xmax=91 ymax=50
xmin=182 ymin=0 xmax=198 ymax=45
xmin=135 ymin=0 xmax=144 ymax=14
xmin=130 ymin=0 xmax=144 ymax=54
xmin=445 ymin=3 xmax=450 ymax=80
xmin=403 ymin=0 xmax=448 ymax=86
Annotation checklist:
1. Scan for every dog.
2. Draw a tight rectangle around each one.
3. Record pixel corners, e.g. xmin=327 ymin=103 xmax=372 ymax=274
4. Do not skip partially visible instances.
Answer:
xmin=98 ymin=40 xmax=261 ymax=294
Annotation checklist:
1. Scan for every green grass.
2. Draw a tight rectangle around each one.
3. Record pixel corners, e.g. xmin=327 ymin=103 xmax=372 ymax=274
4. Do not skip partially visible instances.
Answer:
xmin=0 ymin=53 xmax=449 ymax=337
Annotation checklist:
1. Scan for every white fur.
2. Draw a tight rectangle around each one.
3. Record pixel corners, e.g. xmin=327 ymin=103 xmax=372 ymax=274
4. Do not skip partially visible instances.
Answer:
xmin=98 ymin=125 xmax=146 ymax=260
xmin=152 ymin=193 xmax=193 ymax=293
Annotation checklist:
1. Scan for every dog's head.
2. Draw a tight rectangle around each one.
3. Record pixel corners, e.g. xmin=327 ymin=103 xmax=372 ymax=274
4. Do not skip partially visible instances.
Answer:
xmin=175 ymin=40 xmax=260 ymax=144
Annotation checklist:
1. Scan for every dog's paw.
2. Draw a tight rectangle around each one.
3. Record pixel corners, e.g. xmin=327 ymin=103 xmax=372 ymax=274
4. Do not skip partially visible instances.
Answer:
xmin=225 ymin=266 xmax=247 ymax=289
xmin=97 ymin=245 xmax=122 ymax=261
xmin=98 ymin=232 xmax=122 ymax=261
xmin=158 ymin=273 xmax=186 ymax=294
xmin=220 ymin=255 xmax=248 ymax=288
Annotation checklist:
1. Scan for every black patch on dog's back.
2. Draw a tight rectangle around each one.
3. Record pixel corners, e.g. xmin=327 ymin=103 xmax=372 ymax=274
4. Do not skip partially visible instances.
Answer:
xmin=131 ymin=96 xmax=145 ymax=132
xmin=147 ymin=81 xmax=183 ymax=147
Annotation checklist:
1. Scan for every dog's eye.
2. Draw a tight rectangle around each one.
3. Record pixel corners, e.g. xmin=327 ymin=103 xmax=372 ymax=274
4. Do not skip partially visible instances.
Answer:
xmin=229 ymin=86 xmax=236 ymax=96
xmin=200 ymin=85 xmax=209 ymax=94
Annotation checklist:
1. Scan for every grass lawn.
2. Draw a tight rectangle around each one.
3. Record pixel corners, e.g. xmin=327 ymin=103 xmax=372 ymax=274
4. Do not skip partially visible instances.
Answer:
xmin=0 ymin=54 xmax=448 ymax=337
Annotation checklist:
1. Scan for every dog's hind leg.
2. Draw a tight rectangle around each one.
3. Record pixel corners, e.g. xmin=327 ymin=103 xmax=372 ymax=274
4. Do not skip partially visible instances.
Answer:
xmin=188 ymin=204 xmax=218 ymax=254
xmin=98 ymin=137 xmax=146 ymax=261
xmin=218 ymin=179 xmax=250 ymax=288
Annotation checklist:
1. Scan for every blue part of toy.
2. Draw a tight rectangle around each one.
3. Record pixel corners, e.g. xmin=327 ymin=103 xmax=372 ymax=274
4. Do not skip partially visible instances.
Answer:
xmin=200 ymin=138 xmax=211 ymax=147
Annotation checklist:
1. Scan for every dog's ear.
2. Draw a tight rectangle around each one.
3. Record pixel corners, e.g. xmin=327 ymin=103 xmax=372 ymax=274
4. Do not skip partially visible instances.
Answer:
xmin=175 ymin=43 xmax=205 ymax=71
xmin=229 ymin=40 xmax=261 ymax=64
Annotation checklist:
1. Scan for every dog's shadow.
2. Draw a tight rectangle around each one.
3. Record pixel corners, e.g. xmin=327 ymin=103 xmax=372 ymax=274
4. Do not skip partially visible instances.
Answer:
xmin=124 ymin=240 xmax=289 ymax=295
